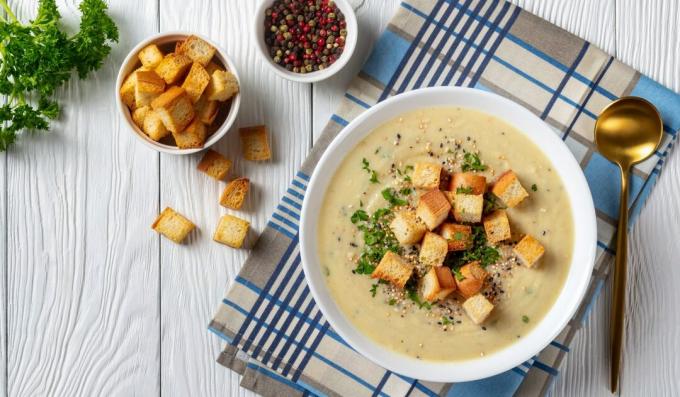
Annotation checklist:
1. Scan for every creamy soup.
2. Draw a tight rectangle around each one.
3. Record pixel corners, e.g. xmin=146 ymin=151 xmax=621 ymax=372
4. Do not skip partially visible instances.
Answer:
xmin=317 ymin=107 xmax=574 ymax=361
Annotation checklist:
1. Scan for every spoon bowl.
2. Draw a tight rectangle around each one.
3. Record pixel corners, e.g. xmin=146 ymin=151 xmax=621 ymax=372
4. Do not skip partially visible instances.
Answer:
xmin=594 ymin=96 xmax=663 ymax=393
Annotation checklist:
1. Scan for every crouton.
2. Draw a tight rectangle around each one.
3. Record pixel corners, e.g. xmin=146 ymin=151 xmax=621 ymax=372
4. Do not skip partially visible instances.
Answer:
xmin=412 ymin=162 xmax=442 ymax=190
xmin=151 ymin=86 xmax=195 ymax=134
xmin=174 ymin=39 xmax=185 ymax=53
xmin=513 ymin=234 xmax=545 ymax=268
xmin=195 ymin=94 xmax=220 ymax=125
xmin=134 ymin=70 xmax=166 ymax=107
xmin=420 ymin=266 xmax=457 ymax=302
xmin=389 ymin=208 xmax=427 ymax=245
xmin=206 ymin=70 xmax=239 ymax=102
xmin=197 ymin=149 xmax=232 ymax=180
xmin=155 ymin=53 xmax=193 ymax=84
xmin=439 ymin=223 xmax=472 ymax=251
xmin=483 ymin=210 xmax=511 ymax=244
xmin=176 ymin=35 xmax=216 ymax=66
xmin=213 ymin=214 xmax=250 ymax=248
xmin=443 ymin=190 xmax=456 ymax=207
xmin=492 ymin=170 xmax=529 ymax=208
xmin=138 ymin=44 xmax=164 ymax=69
xmin=453 ymin=193 xmax=483 ymax=223
xmin=220 ymin=177 xmax=250 ymax=209
xmin=132 ymin=106 xmax=151 ymax=128
xmin=419 ymin=232 xmax=448 ymax=266
xmin=152 ymin=207 xmax=195 ymax=243
xmin=240 ymin=125 xmax=272 ymax=161
xmin=462 ymin=294 xmax=494 ymax=324
xmin=455 ymin=261 xmax=488 ymax=298
xmin=416 ymin=190 xmax=451 ymax=230
xmin=182 ymin=62 xmax=211 ymax=103
xmin=120 ymin=66 xmax=148 ymax=109
xmin=371 ymin=251 xmax=414 ymax=288
xmin=172 ymin=118 xmax=206 ymax=149
xmin=143 ymin=109 xmax=169 ymax=141
xmin=449 ymin=172 xmax=487 ymax=195
xmin=205 ymin=61 xmax=223 ymax=75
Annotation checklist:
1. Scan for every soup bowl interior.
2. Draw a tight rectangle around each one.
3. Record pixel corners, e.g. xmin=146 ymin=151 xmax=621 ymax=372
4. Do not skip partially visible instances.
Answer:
xmin=299 ymin=87 xmax=596 ymax=383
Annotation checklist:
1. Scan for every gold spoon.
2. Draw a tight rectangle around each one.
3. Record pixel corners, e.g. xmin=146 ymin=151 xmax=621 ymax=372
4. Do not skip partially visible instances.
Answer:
xmin=594 ymin=97 xmax=663 ymax=393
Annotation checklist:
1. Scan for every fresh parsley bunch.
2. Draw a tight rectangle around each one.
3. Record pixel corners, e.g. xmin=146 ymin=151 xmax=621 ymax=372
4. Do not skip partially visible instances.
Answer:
xmin=0 ymin=0 xmax=118 ymax=151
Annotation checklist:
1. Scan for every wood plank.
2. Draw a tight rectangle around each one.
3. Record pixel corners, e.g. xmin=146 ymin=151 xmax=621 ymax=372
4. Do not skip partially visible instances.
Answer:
xmin=1 ymin=151 xmax=5 ymax=396
xmin=5 ymin=0 xmax=160 ymax=395
xmin=616 ymin=2 xmax=680 ymax=396
xmin=158 ymin=1 xmax=312 ymax=395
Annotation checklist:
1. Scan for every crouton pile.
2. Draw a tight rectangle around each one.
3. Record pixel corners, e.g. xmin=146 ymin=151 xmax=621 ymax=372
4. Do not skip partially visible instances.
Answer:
xmin=358 ymin=157 xmax=545 ymax=326
xmin=151 ymin=125 xmax=273 ymax=248
xmin=121 ymin=35 xmax=239 ymax=149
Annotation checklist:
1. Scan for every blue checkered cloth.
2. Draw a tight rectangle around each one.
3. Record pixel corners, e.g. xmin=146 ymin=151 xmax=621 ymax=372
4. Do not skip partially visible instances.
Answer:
xmin=209 ymin=0 xmax=679 ymax=396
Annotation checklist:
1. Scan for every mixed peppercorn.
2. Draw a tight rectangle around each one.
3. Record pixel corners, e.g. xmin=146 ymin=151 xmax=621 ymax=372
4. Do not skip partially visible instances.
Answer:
xmin=264 ymin=0 xmax=347 ymax=73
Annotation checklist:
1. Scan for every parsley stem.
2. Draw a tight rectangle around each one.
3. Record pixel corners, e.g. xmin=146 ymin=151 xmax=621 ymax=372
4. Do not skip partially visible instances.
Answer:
xmin=0 ymin=0 xmax=17 ymax=23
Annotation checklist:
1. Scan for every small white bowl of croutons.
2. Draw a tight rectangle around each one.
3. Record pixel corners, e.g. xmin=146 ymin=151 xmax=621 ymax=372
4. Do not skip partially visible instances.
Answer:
xmin=116 ymin=32 xmax=241 ymax=154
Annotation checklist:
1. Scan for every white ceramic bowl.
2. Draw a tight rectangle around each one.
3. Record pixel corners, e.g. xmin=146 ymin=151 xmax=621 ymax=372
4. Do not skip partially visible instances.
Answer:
xmin=300 ymin=87 xmax=597 ymax=383
xmin=253 ymin=0 xmax=358 ymax=83
xmin=115 ymin=32 xmax=241 ymax=155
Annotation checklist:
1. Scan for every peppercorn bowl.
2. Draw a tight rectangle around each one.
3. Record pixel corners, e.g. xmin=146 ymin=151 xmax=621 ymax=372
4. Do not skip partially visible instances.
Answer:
xmin=253 ymin=0 xmax=358 ymax=83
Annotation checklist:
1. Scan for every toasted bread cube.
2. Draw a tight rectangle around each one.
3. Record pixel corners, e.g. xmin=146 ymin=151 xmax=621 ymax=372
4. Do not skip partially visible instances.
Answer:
xmin=132 ymin=106 xmax=151 ymax=128
xmin=195 ymin=94 xmax=220 ymax=125
xmin=371 ymin=251 xmax=414 ymax=288
xmin=456 ymin=261 xmax=488 ymax=298
xmin=513 ymin=235 xmax=545 ymax=268
xmin=483 ymin=210 xmax=511 ymax=244
xmin=176 ymin=35 xmax=216 ymax=66
xmin=206 ymin=70 xmax=239 ymax=102
xmin=152 ymin=207 xmax=195 ymax=243
xmin=439 ymin=223 xmax=472 ymax=251
xmin=174 ymin=39 xmax=185 ymax=53
xmin=492 ymin=170 xmax=529 ymax=208
xmin=197 ymin=149 xmax=232 ymax=180
xmin=172 ymin=118 xmax=206 ymax=149
xmin=435 ymin=266 xmax=456 ymax=290
xmin=463 ymin=294 xmax=494 ymax=324
xmin=419 ymin=232 xmax=448 ymax=266
xmin=389 ymin=208 xmax=427 ymax=245
xmin=120 ymin=66 xmax=148 ymax=108
xmin=155 ymin=53 xmax=193 ymax=84
xmin=134 ymin=70 xmax=166 ymax=107
xmin=182 ymin=62 xmax=211 ymax=103
xmin=412 ymin=163 xmax=442 ymax=190
xmin=205 ymin=61 xmax=223 ymax=75
xmin=453 ymin=193 xmax=483 ymax=223
xmin=151 ymin=86 xmax=195 ymax=134
xmin=449 ymin=172 xmax=487 ymax=195
xmin=240 ymin=125 xmax=272 ymax=161
xmin=213 ymin=214 xmax=250 ymax=248
xmin=138 ymin=44 xmax=164 ymax=69
xmin=421 ymin=267 xmax=457 ymax=302
xmin=220 ymin=177 xmax=250 ymax=209
xmin=416 ymin=190 xmax=451 ymax=230
xmin=143 ymin=109 xmax=170 ymax=141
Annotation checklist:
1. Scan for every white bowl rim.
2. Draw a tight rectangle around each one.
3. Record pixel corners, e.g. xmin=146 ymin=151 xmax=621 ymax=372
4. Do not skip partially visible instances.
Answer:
xmin=299 ymin=86 xmax=597 ymax=383
xmin=252 ymin=0 xmax=358 ymax=83
xmin=114 ymin=31 xmax=242 ymax=155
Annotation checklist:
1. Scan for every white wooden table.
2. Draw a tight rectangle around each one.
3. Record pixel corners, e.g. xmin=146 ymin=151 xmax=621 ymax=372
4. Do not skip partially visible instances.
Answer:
xmin=1 ymin=0 xmax=678 ymax=396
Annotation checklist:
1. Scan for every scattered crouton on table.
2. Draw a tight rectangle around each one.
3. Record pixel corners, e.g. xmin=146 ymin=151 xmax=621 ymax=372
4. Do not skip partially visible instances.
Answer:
xmin=197 ymin=150 xmax=232 ymax=180
xmin=213 ymin=214 xmax=250 ymax=248
xmin=152 ymin=207 xmax=195 ymax=243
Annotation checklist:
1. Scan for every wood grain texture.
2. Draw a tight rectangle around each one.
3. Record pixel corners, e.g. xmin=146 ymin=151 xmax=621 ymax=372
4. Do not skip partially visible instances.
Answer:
xmin=616 ymin=1 xmax=680 ymax=396
xmin=5 ymin=1 xmax=160 ymax=396
xmin=1 ymin=151 xmax=5 ymax=396
xmin=158 ymin=1 xmax=311 ymax=396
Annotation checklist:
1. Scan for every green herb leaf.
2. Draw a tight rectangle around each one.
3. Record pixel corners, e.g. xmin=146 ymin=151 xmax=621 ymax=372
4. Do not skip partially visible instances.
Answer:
xmin=522 ymin=315 xmax=530 ymax=323
xmin=351 ymin=209 xmax=369 ymax=224
xmin=381 ymin=188 xmax=408 ymax=207
xmin=441 ymin=316 xmax=452 ymax=325
xmin=388 ymin=298 xmax=397 ymax=306
xmin=361 ymin=158 xmax=380 ymax=183
xmin=461 ymin=152 xmax=487 ymax=172
xmin=453 ymin=267 xmax=465 ymax=281
xmin=531 ymin=184 xmax=537 ymax=192
xmin=407 ymin=288 xmax=431 ymax=310
xmin=351 ymin=206 xmax=400 ymax=276
xmin=456 ymin=186 xmax=474 ymax=194
xmin=370 ymin=283 xmax=379 ymax=297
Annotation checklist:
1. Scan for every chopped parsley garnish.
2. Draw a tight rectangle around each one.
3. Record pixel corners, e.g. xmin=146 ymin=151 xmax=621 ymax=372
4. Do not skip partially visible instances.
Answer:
xmin=381 ymin=188 xmax=408 ymax=207
xmin=361 ymin=158 xmax=379 ymax=184
xmin=456 ymin=186 xmax=474 ymax=194
xmin=370 ymin=283 xmax=379 ymax=297
xmin=407 ymin=288 xmax=431 ymax=310
xmin=453 ymin=231 xmax=465 ymax=241
xmin=350 ymin=207 xmax=400 ymax=275
xmin=399 ymin=187 xmax=412 ymax=196
xmin=462 ymin=152 xmax=487 ymax=172
xmin=444 ymin=226 xmax=501 ymax=269
xmin=388 ymin=298 xmax=397 ymax=306
xmin=522 ymin=315 xmax=530 ymax=323
xmin=441 ymin=316 xmax=452 ymax=325
xmin=531 ymin=184 xmax=538 ymax=192
xmin=453 ymin=267 xmax=465 ymax=281
xmin=396 ymin=164 xmax=414 ymax=183
xmin=483 ymin=193 xmax=506 ymax=215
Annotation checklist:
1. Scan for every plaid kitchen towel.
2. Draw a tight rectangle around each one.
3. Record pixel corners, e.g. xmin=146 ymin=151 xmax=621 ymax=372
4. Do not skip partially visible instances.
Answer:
xmin=209 ymin=0 xmax=679 ymax=395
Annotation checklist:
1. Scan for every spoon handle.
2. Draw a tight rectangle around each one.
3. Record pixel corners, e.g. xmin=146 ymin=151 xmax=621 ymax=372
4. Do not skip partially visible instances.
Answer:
xmin=610 ymin=166 xmax=629 ymax=393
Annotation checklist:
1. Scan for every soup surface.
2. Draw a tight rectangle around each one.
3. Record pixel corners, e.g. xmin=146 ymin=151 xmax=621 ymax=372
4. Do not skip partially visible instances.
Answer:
xmin=317 ymin=107 xmax=574 ymax=361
